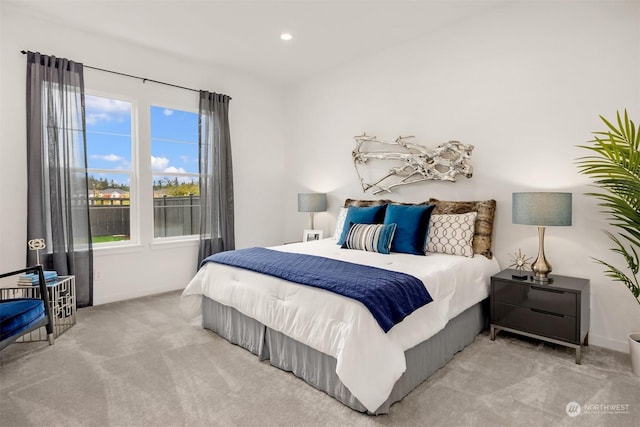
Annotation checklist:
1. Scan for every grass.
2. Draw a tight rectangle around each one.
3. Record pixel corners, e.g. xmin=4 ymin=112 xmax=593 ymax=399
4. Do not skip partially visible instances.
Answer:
xmin=92 ymin=235 xmax=128 ymax=244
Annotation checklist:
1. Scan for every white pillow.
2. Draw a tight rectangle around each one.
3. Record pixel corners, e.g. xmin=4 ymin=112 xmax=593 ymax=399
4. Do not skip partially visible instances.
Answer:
xmin=426 ymin=212 xmax=477 ymax=257
xmin=333 ymin=207 xmax=348 ymax=240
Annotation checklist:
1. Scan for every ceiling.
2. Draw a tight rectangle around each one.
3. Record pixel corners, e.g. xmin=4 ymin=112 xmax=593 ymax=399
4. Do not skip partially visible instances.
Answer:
xmin=7 ymin=0 xmax=509 ymax=85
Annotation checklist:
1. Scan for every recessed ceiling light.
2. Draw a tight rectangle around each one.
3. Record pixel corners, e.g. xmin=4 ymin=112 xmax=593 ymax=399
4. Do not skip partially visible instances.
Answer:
xmin=280 ymin=33 xmax=293 ymax=41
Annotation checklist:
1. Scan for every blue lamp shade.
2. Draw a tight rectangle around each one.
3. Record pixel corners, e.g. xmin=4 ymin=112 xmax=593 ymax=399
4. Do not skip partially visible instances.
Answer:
xmin=512 ymin=192 xmax=572 ymax=226
xmin=297 ymin=193 xmax=327 ymax=213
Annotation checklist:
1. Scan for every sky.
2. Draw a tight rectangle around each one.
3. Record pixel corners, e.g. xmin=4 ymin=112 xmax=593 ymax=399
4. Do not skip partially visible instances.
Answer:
xmin=85 ymin=95 xmax=198 ymax=187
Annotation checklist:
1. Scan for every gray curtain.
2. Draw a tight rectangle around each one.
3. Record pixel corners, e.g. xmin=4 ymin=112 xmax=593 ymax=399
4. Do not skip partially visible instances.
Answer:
xmin=198 ymin=91 xmax=234 ymax=266
xmin=26 ymin=51 xmax=93 ymax=307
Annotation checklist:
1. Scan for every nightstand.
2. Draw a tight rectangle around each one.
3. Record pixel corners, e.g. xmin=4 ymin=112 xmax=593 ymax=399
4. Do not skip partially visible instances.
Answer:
xmin=490 ymin=269 xmax=589 ymax=364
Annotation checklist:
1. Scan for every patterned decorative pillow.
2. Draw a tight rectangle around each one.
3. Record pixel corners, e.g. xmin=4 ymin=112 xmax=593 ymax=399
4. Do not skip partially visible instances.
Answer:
xmin=341 ymin=223 xmax=397 ymax=254
xmin=426 ymin=212 xmax=478 ymax=257
xmin=337 ymin=205 xmax=388 ymax=245
xmin=428 ymin=198 xmax=496 ymax=259
xmin=333 ymin=207 xmax=348 ymax=240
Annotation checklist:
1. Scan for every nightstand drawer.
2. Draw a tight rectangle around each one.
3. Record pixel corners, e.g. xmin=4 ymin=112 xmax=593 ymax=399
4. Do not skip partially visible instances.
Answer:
xmin=492 ymin=279 xmax=577 ymax=316
xmin=493 ymin=302 xmax=578 ymax=343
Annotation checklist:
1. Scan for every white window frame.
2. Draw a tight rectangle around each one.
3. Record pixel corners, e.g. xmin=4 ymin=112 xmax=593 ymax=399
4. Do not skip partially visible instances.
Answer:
xmin=85 ymin=90 xmax=139 ymax=249
xmin=149 ymin=103 xmax=200 ymax=243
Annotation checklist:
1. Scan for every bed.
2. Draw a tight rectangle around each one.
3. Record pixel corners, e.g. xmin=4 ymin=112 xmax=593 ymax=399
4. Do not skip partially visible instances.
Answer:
xmin=181 ymin=199 xmax=500 ymax=414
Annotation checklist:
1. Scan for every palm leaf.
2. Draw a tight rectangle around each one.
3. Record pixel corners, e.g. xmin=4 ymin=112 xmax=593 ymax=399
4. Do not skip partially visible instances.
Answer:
xmin=577 ymin=110 xmax=640 ymax=305
xmin=606 ymin=232 xmax=640 ymax=276
xmin=593 ymin=258 xmax=640 ymax=302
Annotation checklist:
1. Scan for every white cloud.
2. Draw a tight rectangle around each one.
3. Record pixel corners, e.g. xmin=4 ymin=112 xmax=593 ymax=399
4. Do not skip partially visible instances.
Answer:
xmin=151 ymin=156 xmax=170 ymax=171
xmin=179 ymin=155 xmax=196 ymax=164
xmin=91 ymin=154 xmax=124 ymax=162
xmin=163 ymin=109 xmax=174 ymax=116
xmin=85 ymin=95 xmax=130 ymax=125
xmin=164 ymin=166 xmax=187 ymax=174
xmin=86 ymin=113 xmax=108 ymax=125
xmin=86 ymin=96 xmax=131 ymax=113
xmin=152 ymin=156 xmax=192 ymax=182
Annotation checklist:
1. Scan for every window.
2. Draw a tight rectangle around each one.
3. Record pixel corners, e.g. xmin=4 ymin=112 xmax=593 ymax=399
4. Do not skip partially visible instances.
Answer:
xmin=85 ymin=94 xmax=134 ymax=244
xmin=150 ymin=106 xmax=199 ymax=238
xmin=83 ymin=97 xmax=198 ymax=245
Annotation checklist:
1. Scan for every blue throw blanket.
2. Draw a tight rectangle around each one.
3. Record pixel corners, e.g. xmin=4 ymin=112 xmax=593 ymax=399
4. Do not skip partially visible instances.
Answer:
xmin=201 ymin=247 xmax=433 ymax=332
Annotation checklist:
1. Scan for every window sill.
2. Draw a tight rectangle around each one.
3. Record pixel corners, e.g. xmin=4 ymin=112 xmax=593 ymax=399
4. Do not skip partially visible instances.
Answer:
xmin=93 ymin=243 xmax=144 ymax=256
xmin=92 ymin=237 xmax=198 ymax=256
xmin=151 ymin=237 xmax=199 ymax=250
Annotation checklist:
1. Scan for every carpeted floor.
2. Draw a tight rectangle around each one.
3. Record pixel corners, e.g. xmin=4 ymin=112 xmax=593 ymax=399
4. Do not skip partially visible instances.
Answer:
xmin=1 ymin=291 xmax=638 ymax=426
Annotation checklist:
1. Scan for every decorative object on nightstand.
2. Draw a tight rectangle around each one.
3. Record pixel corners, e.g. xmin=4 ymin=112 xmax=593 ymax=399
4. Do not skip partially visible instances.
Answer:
xmin=298 ymin=193 xmax=327 ymax=230
xmin=577 ymin=110 xmax=640 ymax=376
xmin=512 ymin=192 xmax=572 ymax=283
xmin=27 ymin=238 xmax=46 ymax=264
xmin=490 ymin=269 xmax=590 ymax=364
xmin=303 ymin=229 xmax=323 ymax=242
xmin=508 ymin=249 xmax=532 ymax=279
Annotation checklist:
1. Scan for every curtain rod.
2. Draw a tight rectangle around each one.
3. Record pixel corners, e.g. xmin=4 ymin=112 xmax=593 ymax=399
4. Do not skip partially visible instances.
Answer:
xmin=20 ymin=50 xmax=231 ymax=99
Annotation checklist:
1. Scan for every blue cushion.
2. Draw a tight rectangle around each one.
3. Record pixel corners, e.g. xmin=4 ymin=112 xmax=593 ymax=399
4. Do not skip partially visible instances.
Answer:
xmin=0 ymin=299 xmax=46 ymax=341
xmin=383 ymin=204 xmax=435 ymax=255
xmin=337 ymin=204 xmax=387 ymax=245
xmin=341 ymin=222 xmax=397 ymax=254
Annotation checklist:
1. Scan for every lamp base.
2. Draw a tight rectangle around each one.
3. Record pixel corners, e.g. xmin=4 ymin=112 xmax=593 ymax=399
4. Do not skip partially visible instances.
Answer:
xmin=531 ymin=273 xmax=553 ymax=284
xmin=531 ymin=226 xmax=552 ymax=283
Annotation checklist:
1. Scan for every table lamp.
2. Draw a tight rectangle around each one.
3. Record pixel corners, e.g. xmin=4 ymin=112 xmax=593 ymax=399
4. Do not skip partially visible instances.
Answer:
xmin=297 ymin=193 xmax=327 ymax=230
xmin=512 ymin=192 xmax=572 ymax=283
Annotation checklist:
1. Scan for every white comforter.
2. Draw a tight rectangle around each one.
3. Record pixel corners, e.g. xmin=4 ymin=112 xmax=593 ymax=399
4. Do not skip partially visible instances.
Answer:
xmin=181 ymin=239 xmax=500 ymax=412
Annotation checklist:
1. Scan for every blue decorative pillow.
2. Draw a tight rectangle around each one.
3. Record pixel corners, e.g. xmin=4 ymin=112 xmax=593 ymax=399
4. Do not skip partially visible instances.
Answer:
xmin=337 ymin=204 xmax=388 ymax=245
xmin=383 ymin=204 xmax=435 ymax=255
xmin=341 ymin=223 xmax=397 ymax=254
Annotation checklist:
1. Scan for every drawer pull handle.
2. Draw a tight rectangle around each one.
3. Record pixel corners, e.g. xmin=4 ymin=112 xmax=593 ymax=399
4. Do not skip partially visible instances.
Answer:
xmin=530 ymin=308 xmax=564 ymax=317
xmin=531 ymin=286 xmax=565 ymax=294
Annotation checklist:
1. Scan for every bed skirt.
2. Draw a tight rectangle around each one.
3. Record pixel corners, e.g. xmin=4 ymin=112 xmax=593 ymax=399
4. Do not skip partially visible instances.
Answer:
xmin=202 ymin=296 xmax=488 ymax=414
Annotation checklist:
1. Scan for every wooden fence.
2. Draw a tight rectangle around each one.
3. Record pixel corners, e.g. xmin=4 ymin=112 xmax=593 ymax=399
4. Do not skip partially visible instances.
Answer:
xmin=89 ymin=195 xmax=200 ymax=238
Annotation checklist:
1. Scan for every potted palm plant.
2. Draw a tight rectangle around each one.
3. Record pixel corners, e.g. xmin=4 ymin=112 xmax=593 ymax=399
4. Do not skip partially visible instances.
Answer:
xmin=577 ymin=110 xmax=640 ymax=376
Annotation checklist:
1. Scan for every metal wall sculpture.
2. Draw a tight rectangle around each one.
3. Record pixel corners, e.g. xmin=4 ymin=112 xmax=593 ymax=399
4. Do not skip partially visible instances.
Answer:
xmin=352 ymin=133 xmax=474 ymax=194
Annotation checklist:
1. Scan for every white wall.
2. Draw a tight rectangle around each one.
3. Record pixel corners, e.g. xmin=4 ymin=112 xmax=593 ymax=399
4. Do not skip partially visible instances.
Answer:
xmin=283 ymin=1 xmax=640 ymax=352
xmin=0 ymin=4 xmax=286 ymax=304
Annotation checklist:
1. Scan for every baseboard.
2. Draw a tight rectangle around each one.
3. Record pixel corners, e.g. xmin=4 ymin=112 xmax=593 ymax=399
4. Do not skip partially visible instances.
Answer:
xmin=93 ymin=285 xmax=184 ymax=306
xmin=589 ymin=333 xmax=630 ymax=354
